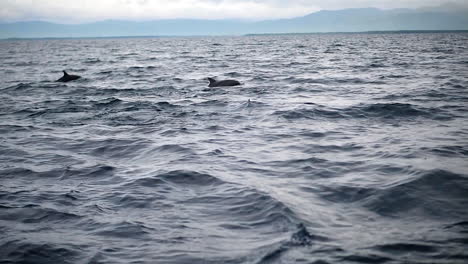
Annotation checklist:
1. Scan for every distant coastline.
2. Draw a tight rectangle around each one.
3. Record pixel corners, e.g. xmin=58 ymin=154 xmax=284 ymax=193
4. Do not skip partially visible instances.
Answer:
xmin=2 ymin=6 xmax=467 ymax=39
xmin=1 ymin=30 xmax=468 ymax=41
xmin=245 ymin=30 xmax=468 ymax=36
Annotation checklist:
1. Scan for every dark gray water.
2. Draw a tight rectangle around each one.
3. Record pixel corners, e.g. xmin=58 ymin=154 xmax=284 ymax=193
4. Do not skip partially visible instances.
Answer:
xmin=1 ymin=33 xmax=468 ymax=264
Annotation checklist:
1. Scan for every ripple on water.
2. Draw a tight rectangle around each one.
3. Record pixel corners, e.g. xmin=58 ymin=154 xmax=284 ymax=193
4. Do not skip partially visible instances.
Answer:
xmin=274 ymin=102 xmax=452 ymax=121
xmin=362 ymin=169 xmax=468 ymax=218
xmin=0 ymin=241 xmax=82 ymax=264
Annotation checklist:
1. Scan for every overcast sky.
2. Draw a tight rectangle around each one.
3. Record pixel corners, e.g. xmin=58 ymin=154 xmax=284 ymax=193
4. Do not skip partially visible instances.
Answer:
xmin=0 ymin=0 xmax=466 ymax=23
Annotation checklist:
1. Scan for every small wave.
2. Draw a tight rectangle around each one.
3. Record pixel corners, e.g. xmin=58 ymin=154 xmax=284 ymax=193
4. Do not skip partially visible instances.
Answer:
xmin=374 ymin=243 xmax=436 ymax=253
xmin=10 ymin=61 xmax=38 ymax=66
xmin=369 ymin=63 xmax=386 ymax=68
xmin=97 ymin=88 xmax=139 ymax=94
xmin=93 ymin=97 xmax=123 ymax=108
xmin=127 ymin=170 xmax=299 ymax=228
xmin=112 ymin=193 xmax=164 ymax=209
xmin=340 ymin=254 xmax=392 ymax=263
xmin=129 ymin=170 xmax=224 ymax=188
xmin=0 ymin=164 xmax=116 ymax=183
xmin=0 ymin=124 xmax=34 ymax=133
xmin=298 ymin=131 xmax=330 ymax=138
xmin=92 ymin=220 xmax=153 ymax=239
xmin=383 ymin=74 xmax=408 ymax=79
xmin=155 ymin=101 xmax=180 ymax=108
xmin=274 ymin=107 xmax=345 ymax=120
xmin=318 ymin=185 xmax=375 ymax=203
xmin=270 ymin=157 xmax=328 ymax=168
xmin=362 ymin=169 xmax=468 ymax=218
xmin=59 ymin=164 xmax=116 ymax=180
xmin=367 ymin=242 xmax=463 ymax=263
xmin=423 ymin=145 xmax=468 ymax=157
xmin=0 ymin=204 xmax=82 ymax=224
xmin=355 ymin=103 xmax=437 ymax=119
xmin=191 ymin=100 xmax=229 ymax=107
xmin=141 ymin=57 xmax=158 ymax=61
xmin=225 ymin=71 xmax=242 ymax=77
xmin=88 ymin=138 xmax=151 ymax=159
xmin=0 ymin=241 xmax=80 ymax=264
xmin=97 ymin=70 xmax=112 ymax=75
xmin=127 ymin=66 xmax=145 ymax=71
xmin=153 ymin=144 xmax=193 ymax=153
xmin=1 ymin=82 xmax=33 ymax=91
xmin=83 ymin=58 xmax=101 ymax=64
xmin=0 ymin=167 xmax=62 ymax=179
xmin=159 ymin=170 xmax=222 ymax=186
xmin=274 ymin=103 xmax=450 ymax=121
xmin=445 ymin=221 xmax=468 ymax=229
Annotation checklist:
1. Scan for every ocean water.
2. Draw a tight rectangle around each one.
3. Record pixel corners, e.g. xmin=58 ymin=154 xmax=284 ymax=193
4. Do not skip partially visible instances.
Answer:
xmin=0 ymin=33 xmax=468 ymax=264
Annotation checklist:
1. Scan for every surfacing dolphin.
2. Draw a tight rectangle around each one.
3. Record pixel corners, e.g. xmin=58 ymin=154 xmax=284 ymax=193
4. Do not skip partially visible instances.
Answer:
xmin=56 ymin=71 xmax=81 ymax=82
xmin=207 ymin=77 xmax=241 ymax=87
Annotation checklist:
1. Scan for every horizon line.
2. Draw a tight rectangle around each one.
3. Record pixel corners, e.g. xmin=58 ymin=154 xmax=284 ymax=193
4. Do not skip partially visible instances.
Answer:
xmin=2 ymin=30 xmax=468 ymax=41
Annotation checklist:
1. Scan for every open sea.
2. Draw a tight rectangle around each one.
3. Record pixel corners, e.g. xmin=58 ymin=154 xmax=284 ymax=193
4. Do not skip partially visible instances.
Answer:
xmin=1 ymin=33 xmax=468 ymax=264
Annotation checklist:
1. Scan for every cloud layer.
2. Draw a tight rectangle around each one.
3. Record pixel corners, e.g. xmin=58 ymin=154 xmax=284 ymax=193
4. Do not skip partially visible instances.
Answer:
xmin=0 ymin=0 xmax=466 ymax=23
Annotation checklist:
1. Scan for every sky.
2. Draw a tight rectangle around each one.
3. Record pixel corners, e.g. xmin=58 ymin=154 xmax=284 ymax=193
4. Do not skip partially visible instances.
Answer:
xmin=0 ymin=0 xmax=467 ymax=23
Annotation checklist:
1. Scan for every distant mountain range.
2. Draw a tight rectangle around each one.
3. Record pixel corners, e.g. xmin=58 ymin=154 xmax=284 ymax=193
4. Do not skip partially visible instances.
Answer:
xmin=1 ymin=5 xmax=468 ymax=39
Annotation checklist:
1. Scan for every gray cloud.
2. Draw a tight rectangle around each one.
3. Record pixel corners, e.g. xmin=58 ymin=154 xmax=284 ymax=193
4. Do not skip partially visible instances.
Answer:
xmin=0 ymin=0 xmax=466 ymax=23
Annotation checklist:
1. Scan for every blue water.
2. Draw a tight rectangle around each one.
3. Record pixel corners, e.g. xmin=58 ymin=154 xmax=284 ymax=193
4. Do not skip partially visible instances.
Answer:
xmin=1 ymin=33 xmax=468 ymax=264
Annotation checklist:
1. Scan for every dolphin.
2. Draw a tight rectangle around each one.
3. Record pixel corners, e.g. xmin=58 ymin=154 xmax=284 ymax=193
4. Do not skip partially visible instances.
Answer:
xmin=56 ymin=71 xmax=81 ymax=82
xmin=207 ymin=77 xmax=241 ymax=87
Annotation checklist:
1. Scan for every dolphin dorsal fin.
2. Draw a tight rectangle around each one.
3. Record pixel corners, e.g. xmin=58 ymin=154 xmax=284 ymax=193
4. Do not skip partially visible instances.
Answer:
xmin=208 ymin=77 xmax=216 ymax=84
xmin=63 ymin=70 xmax=69 ymax=76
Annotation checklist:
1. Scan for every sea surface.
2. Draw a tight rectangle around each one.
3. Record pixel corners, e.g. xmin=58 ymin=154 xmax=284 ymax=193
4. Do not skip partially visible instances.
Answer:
xmin=1 ymin=33 xmax=468 ymax=264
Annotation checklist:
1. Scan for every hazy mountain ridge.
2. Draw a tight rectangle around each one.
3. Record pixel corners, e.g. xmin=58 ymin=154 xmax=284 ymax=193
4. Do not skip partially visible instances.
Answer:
xmin=1 ymin=6 xmax=468 ymax=38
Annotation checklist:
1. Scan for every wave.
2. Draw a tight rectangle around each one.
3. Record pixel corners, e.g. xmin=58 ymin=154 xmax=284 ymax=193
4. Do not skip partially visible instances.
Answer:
xmin=316 ymin=168 xmax=468 ymax=219
xmin=93 ymin=97 xmax=123 ymax=108
xmin=283 ymin=76 xmax=382 ymax=85
xmin=128 ymin=170 xmax=223 ymax=187
xmin=422 ymin=145 xmax=468 ymax=158
xmin=0 ymin=164 xmax=117 ymax=181
xmin=59 ymin=164 xmax=116 ymax=180
xmin=369 ymin=240 xmax=468 ymax=263
xmin=124 ymin=170 xmax=298 ymax=228
xmin=0 ymin=204 xmax=82 ymax=224
xmin=0 ymin=241 xmax=81 ymax=264
xmin=92 ymin=220 xmax=154 ymax=239
xmin=362 ymin=169 xmax=468 ymax=218
xmin=191 ymin=100 xmax=229 ymax=107
xmin=353 ymin=102 xmax=451 ymax=120
xmin=10 ymin=97 xmax=187 ymax=126
xmin=374 ymin=243 xmax=436 ymax=253
xmin=274 ymin=102 xmax=451 ymax=121
xmin=83 ymin=58 xmax=102 ymax=64
xmin=318 ymin=185 xmax=376 ymax=203
xmin=339 ymin=254 xmax=391 ymax=263
xmin=81 ymin=138 xmax=152 ymax=159
xmin=445 ymin=220 xmax=468 ymax=229
xmin=0 ymin=167 xmax=63 ymax=179
xmin=274 ymin=107 xmax=345 ymax=120
xmin=1 ymin=82 xmax=33 ymax=91
xmin=0 ymin=124 xmax=34 ymax=133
